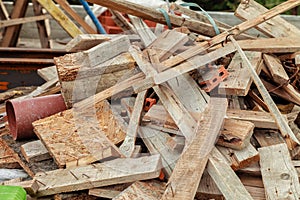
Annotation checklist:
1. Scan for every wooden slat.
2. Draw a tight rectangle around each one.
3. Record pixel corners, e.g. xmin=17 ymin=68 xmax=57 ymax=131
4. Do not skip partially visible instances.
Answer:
xmin=21 ymin=140 xmax=51 ymax=162
xmin=218 ymin=51 xmax=262 ymax=96
xmin=34 ymin=155 xmax=161 ymax=197
xmin=36 ymin=0 xmax=83 ymax=37
xmin=113 ymin=181 xmax=165 ymax=200
xmin=33 ymin=100 xmax=125 ymax=168
xmin=253 ymin=129 xmax=285 ymax=147
xmin=0 ymin=0 xmax=9 ymax=20
xmin=54 ymin=0 xmax=96 ymax=34
xmin=161 ymin=98 xmax=227 ymax=200
xmin=235 ymin=0 xmax=300 ymax=38
xmin=37 ymin=65 xmax=58 ymax=81
xmin=1 ymin=0 xmax=29 ymax=47
xmin=207 ymin=147 xmax=253 ymax=200
xmin=263 ymin=54 xmax=289 ymax=85
xmin=88 ymin=183 xmax=131 ymax=199
xmin=259 ymin=143 xmax=300 ymax=199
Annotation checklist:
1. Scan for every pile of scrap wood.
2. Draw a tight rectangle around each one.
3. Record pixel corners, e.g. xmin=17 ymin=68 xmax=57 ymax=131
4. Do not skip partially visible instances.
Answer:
xmin=0 ymin=0 xmax=300 ymax=199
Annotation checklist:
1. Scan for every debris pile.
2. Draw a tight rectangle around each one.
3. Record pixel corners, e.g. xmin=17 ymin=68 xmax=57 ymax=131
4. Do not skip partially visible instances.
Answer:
xmin=0 ymin=0 xmax=300 ymax=199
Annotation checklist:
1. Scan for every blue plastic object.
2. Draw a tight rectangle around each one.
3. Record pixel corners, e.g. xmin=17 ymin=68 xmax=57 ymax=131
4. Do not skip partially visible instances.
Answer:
xmin=80 ymin=0 xmax=107 ymax=34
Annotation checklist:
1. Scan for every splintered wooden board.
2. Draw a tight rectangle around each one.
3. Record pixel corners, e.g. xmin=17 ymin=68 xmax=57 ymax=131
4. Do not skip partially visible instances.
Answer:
xmin=33 ymin=100 xmax=126 ymax=168
xmin=218 ymin=51 xmax=262 ymax=96
xmin=0 ymin=139 xmax=21 ymax=169
xmin=35 ymin=155 xmax=161 ymax=197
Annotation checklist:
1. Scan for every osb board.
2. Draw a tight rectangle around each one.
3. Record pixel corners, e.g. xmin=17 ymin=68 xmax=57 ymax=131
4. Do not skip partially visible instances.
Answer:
xmin=33 ymin=100 xmax=126 ymax=168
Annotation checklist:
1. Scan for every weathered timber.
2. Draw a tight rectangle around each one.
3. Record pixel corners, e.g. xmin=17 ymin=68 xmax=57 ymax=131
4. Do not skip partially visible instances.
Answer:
xmin=88 ymin=183 xmax=132 ymax=199
xmin=66 ymin=34 xmax=113 ymax=52
xmin=219 ymin=51 xmax=262 ymax=96
xmin=217 ymin=144 xmax=259 ymax=171
xmin=207 ymin=147 xmax=253 ymax=200
xmin=263 ymin=54 xmax=289 ymax=85
xmin=37 ymin=65 xmax=58 ymax=81
xmin=36 ymin=0 xmax=83 ymax=37
xmin=161 ymin=98 xmax=227 ymax=200
xmin=259 ymin=143 xmax=300 ymax=199
xmin=113 ymin=181 xmax=165 ymax=200
xmin=21 ymin=140 xmax=51 ymax=162
xmin=33 ymin=100 xmax=125 ymax=168
xmin=34 ymin=155 xmax=161 ymax=197
xmin=235 ymin=0 xmax=300 ymax=38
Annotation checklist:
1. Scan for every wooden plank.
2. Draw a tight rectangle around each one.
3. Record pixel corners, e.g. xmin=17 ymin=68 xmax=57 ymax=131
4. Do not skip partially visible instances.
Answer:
xmin=1 ymin=0 xmax=29 ymax=47
xmin=0 ymin=0 xmax=9 ymax=20
xmin=161 ymin=98 xmax=227 ymax=200
xmin=263 ymin=54 xmax=289 ymax=85
xmin=5 ymin=180 xmax=39 ymax=196
xmin=0 ymin=14 xmax=51 ymax=28
xmin=217 ymin=144 xmax=259 ymax=171
xmin=259 ymin=143 xmax=300 ymax=199
xmin=66 ymin=34 xmax=113 ymax=52
xmin=34 ymin=155 xmax=161 ymax=197
xmin=37 ymin=65 xmax=58 ymax=81
xmin=237 ymin=37 xmax=300 ymax=53
xmin=226 ymin=109 xmax=277 ymax=129
xmin=235 ymin=0 xmax=300 ymax=38
xmin=110 ymin=10 xmax=135 ymax=33
xmin=36 ymin=0 xmax=83 ymax=38
xmin=20 ymin=140 xmax=51 ymax=162
xmin=229 ymin=35 xmax=299 ymax=147
xmin=219 ymin=51 xmax=262 ymax=96
xmin=119 ymin=90 xmax=147 ymax=157
xmin=113 ymin=181 xmax=165 ymax=200
xmin=53 ymin=0 xmax=96 ymax=34
xmin=33 ymin=100 xmax=125 ymax=168
xmin=207 ymin=147 xmax=253 ymax=200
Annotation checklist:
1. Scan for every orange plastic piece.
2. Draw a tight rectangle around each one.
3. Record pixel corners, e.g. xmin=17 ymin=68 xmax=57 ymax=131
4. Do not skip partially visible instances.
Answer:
xmin=158 ymin=170 xmax=165 ymax=180
xmin=199 ymin=65 xmax=229 ymax=92
xmin=144 ymin=98 xmax=157 ymax=111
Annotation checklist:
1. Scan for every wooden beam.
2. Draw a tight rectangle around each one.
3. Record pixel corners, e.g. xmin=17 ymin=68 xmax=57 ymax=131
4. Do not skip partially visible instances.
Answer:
xmin=53 ymin=0 xmax=96 ymax=34
xmin=34 ymin=155 xmax=161 ymax=197
xmin=259 ymin=143 xmax=300 ymax=199
xmin=229 ymin=35 xmax=299 ymax=147
xmin=114 ymin=181 xmax=165 ymax=200
xmin=1 ymin=0 xmax=29 ymax=47
xmin=20 ymin=140 xmax=51 ymax=162
xmin=218 ymin=51 xmax=262 ymax=96
xmin=207 ymin=147 xmax=253 ymax=200
xmin=235 ymin=0 xmax=300 ymax=38
xmin=36 ymin=0 xmax=83 ymax=37
xmin=161 ymin=98 xmax=227 ymax=200
xmin=33 ymin=100 xmax=125 ymax=168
